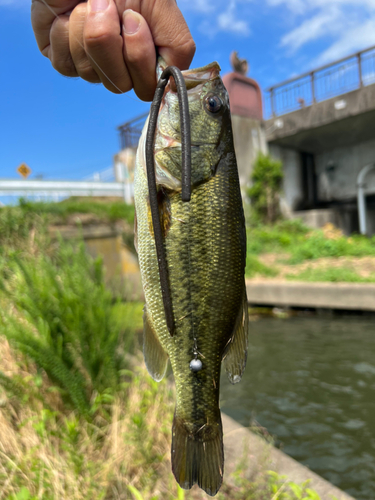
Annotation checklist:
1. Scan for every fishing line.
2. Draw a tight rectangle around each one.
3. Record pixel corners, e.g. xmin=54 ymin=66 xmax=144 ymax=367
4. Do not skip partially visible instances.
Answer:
xmin=37 ymin=0 xmax=141 ymax=102
xmin=145 ymin=66 xmax=191 ymax=337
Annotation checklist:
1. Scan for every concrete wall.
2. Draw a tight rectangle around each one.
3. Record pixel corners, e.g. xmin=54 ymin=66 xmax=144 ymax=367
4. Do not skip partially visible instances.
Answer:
xmin=49 ymin=223 xmax=143 ymax=300
xmin=231 ymin=115 xmax=267 ymax=188
xmin=315 ymin=138 xmax=375 ymax=201
xmin=265 ymin=84 xmax=375 ymax=151
xmin=269 ymin=144 xmax=303 ymax=212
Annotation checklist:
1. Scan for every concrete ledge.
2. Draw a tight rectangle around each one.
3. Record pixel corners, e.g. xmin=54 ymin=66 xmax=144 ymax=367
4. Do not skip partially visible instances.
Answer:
xmin=222 ymin=413 xmax=355 ymax=500
xmin=246 ymin=280 xmax=375 ymax=311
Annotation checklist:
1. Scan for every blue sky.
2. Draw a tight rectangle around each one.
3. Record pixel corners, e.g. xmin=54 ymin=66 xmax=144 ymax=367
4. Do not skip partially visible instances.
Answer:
xmin=1 ymin=0 xmax=375 ymax=181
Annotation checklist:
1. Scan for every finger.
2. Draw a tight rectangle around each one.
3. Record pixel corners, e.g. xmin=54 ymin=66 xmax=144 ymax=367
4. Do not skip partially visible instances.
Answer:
xmin=84 ymin=0 xmax=132 ymax=93
xmin=49 ymin=14 xmax=78 ymax=76
xmin=122 ymin=10 xmax=156 ymax=101
xmin=31 ymin=0 xmax=79 ymax=57
xmin=70 ymin=3 xmax=101 ymax=83
xmin=139 ymin=0 xmax=196 ymax=70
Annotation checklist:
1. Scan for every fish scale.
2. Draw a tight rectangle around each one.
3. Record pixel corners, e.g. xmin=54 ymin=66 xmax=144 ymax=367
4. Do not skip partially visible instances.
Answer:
xmin=134 ymin=60 xmax=248 ymax=496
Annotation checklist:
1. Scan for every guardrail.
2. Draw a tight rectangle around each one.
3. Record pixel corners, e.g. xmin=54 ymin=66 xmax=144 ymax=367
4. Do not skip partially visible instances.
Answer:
xmin=265 ymin=45 xmax=375 ymax=118
xmin=0 ymin=179 xmax=133 ymax=202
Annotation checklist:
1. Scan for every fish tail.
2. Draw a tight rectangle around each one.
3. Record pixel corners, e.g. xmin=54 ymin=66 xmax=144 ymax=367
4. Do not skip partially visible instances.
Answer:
xmin=171 ymin=413 xmax=224 ymax=496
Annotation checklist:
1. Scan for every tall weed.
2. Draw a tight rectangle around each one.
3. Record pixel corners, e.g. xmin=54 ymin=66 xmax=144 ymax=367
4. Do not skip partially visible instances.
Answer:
xmin=0 ymin=240 xmax=141 ymax=415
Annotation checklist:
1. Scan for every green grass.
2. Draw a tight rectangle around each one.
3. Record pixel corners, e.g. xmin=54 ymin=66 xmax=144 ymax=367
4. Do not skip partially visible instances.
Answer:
xmin=287 ymin=266 xmax=375 ymax=283
xmin=0 ymin=357 xmax=325 ymax=500
xmin=0 ymin=197 xmax=135 ymax=226
xmin=245 ymin=254 xmax=278 ymax=278
xmin=246 ymin=219 xmax=375 ymax=265
xmin=0 ymin=203 xmax=326 ymax=499
xmin=0 ymin=198 xmax=135 ymax=256
xmin=287 ymin=232 xmax=375 ymax=264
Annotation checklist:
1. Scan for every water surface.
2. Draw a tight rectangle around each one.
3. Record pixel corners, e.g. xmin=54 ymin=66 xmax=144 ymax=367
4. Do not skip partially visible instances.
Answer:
xmin=220 ymin=316 xmax=375 ymax=499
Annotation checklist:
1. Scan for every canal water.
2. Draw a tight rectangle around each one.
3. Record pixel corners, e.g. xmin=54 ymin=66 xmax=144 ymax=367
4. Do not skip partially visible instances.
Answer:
xmin=220 ymin=315 xmax=375 ymax=500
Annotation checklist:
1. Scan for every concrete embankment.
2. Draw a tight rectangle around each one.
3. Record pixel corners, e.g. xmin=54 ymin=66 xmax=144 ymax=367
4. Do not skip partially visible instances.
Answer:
xmin=222 ymin=413 xmax=356 ymax=500
xmin=246 ymin=280 xmax=375 ymax=312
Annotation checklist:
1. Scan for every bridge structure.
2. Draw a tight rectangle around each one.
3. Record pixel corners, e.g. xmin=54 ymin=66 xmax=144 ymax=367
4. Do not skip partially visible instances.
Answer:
xmin=264 ymin=45 xmax=375 ymax=235
xmin=0 ymin=166 xmax=133 ymax=206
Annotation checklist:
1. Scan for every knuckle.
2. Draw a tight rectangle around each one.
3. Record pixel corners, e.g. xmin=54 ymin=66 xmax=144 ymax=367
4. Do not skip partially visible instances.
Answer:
xmin=51 ymin=54 xmax=77 ymax=77
xmin=178 ymin=37 xmax=196 ymax=61
xmin=84 ymin=27 xmax=116 ymax=50
xmin=76 ymin=61 xmax=100 ymax=83
xmin=124 ymin=47 xmax=144 ymax=65
xmin=104 ymin=76 xmax=132 ymax=94
xmin=134 ymin=85 xmax=155 ymax=102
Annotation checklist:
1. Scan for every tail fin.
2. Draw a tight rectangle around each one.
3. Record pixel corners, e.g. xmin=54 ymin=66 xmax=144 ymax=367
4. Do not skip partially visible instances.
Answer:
xmin=171 ymin=414 xmax=224 ymax=496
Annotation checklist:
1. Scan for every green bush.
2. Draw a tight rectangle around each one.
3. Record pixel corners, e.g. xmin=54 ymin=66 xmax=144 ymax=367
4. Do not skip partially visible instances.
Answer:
xmin=0 ymin=240 xmax=141 ymax=416
xmin=0 ymin=203 xmax=47 ymax=250
xmin=248 ymin=154 xmax=283 ymax=224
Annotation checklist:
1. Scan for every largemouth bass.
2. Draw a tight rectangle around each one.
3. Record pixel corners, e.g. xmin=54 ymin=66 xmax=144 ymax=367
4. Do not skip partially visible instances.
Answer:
xmin=134 ymin=60 xmax=248 ymax=496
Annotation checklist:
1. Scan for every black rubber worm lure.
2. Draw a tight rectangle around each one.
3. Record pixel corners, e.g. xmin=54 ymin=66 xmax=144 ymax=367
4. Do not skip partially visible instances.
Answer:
xmin=145 ymin=66 xmax=191 ymax=337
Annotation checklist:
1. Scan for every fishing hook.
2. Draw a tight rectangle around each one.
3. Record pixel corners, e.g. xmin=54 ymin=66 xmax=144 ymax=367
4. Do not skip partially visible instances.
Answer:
xmin=145 ymin=66 xmax=191 ymax=337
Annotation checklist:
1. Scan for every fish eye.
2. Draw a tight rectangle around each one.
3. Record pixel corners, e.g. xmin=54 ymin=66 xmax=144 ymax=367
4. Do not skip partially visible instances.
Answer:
xmin=204 ymin=94 xmax=223 ymax=114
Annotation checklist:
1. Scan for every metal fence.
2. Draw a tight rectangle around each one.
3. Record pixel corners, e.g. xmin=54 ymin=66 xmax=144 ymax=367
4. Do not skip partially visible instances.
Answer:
xmin=118 ymin=112 xmax=148 ymax=150
xmin=265 ymin=45 xmax=375 ymax=118
xmin=0 ymin=180 xmax=128 ymax=200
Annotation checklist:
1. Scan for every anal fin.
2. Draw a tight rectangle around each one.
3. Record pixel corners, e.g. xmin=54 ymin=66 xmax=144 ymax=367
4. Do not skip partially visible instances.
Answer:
xmin=223 ymin=285 xmax=249 ymax=384
xmin=143 ymin=305 xmax=168 ymax=382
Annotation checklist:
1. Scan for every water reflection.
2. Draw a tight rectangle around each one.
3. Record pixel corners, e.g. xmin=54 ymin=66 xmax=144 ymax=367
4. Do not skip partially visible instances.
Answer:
xmin=220 ymin=316 xmax=375 ymax=499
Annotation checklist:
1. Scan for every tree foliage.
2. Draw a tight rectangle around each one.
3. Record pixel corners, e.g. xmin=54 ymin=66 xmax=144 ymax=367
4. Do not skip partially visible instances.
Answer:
xmin=248 ymin=154 xmax=283 ymax=224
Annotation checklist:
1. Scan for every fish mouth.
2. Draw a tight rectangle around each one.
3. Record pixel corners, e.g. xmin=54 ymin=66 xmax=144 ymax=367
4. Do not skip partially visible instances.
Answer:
xmin=182 ymin=62 xmax=221 ymax=90
xmin=157 ymin=59 xmax=221 ymax=91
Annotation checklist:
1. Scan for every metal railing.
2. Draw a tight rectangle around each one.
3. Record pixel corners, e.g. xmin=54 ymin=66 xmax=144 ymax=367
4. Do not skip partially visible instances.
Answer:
xmin=84 ymin=166 xmax=115 ymax=182
xmin=0 ymin=179 xmax=130 ymax=201
xmin=118 ymin=112 xmax=149 ymax=150
xmin=265 ymin=45 xmax=375 ymax=118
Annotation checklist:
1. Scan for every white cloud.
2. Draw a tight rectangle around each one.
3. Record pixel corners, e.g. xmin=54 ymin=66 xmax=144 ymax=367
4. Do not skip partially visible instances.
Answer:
xmin=217 ymin=0 xmax=251 ymax=36
xmin=194 ymin=0 xmax=251 ymax=38
xmin=312 ymin=18 xmax=375 ymax=66
xmin=266 ymin=0 xmax=306 ymax=14
xmin=269 ymin=0 xmax=375 ymax=67
xmin=280 ymin=7 xmax=343 ymax=52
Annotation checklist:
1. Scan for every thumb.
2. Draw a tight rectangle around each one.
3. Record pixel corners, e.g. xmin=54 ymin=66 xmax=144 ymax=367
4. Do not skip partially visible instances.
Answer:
xmin=136 ymin=0 xmax=196 ymax=70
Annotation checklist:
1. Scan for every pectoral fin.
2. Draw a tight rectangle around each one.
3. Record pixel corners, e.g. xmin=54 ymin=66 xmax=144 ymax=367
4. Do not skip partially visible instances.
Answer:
xmin=143 ymin=306 xmax=168 ymax=382
xmin=223 ymin=286 xmax=249 ymax=384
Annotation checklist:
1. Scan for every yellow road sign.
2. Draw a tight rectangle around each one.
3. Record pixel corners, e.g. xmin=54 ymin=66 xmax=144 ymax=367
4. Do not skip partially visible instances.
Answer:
xmin=17 ymin=163 xmax=32 ymax=178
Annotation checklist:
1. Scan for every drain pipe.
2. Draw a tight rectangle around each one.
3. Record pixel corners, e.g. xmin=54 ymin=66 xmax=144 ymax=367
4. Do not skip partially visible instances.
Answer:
xmin=357 ymin=163 xmax=375 ymax=235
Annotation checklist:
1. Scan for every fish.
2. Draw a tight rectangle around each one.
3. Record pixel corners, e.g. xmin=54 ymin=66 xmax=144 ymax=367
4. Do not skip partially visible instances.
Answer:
xmin=133 ymin=60 xmax=249 ymax=496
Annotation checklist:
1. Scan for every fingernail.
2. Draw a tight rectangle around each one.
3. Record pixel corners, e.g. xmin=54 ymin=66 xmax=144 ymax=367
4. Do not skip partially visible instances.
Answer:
xmin=123 ymin=9 xmax=141 ymax=35
xmin=90 ymin=0 xmax=108 ymax=12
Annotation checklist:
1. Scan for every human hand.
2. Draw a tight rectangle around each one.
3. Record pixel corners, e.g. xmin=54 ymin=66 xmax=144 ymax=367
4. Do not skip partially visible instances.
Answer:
xmin=31 ymin=0 xmax=196 ymax=101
